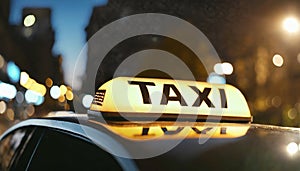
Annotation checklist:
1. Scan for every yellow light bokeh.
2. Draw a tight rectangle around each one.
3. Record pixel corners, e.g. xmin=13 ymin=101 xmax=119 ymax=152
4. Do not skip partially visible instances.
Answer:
xmin=58 ymin=95 xmax=66 ymax=103
xmin=30 ymin=83 xmax=47 ymax=96
xmin=20 ymin=72 xmax=46 ymax=96
xmin=0 ymin=55 xmax=4 ymax=69
xmin=0 ymin=101 xmax=7 ymax=114
xmin=66 ymin=90 xmax=74 ymax=101
xmin=45 ymin=77 xmax=53 ymax=87
xmin=283 ymin=17 xmax=300 ymax=33
xmin=60 ymin=85 xmax=67 ymax=96
xmin=6 ymin=108 xmax=14 ymax=121
xmin=272 ymin=54 xmax=284 ymax=67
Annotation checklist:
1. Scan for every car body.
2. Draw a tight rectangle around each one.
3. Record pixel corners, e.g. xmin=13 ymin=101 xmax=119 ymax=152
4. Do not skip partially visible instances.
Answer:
xmin=1 ymin=112 xmax=300 ymax=171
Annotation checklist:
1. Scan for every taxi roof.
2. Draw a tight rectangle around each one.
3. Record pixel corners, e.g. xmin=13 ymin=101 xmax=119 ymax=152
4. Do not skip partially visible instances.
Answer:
xmin=2 ymin=111 xmax=300 ymax=167
xmin=3 ymin=111 xmax=300 ymax=143
xmin=41 ymin=112 xmax=300 ymax=132
xmin=2 ymin=112 xmax=299 ymax=171
xmin=21 ymin=111 xmax=300 ymax=141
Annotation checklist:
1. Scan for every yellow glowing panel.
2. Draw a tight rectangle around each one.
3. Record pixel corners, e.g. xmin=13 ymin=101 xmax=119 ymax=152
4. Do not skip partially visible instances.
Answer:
xmin=90 ymin=77 xmax=251 ymax=121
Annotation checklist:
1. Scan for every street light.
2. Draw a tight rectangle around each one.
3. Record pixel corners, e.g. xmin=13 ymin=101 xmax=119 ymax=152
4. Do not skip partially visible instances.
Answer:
xmin=282 ymin=17 xmax=300 ymax=33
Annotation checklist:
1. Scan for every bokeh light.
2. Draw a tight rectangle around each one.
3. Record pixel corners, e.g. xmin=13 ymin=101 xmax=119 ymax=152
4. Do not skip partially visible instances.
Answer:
xmin=287 ymin=142 xmax=298 ymax=155
xmin=25 ymin=105 xmax=35 ymax=117
xmin=6 ymin=108 xmax=14 ymax=121
xmin=0 ymin=54 xmax=4 ymax=69
xmin=16 ymin=91 xmax=24 ymax=104
xmin=0 ymin=82 xmax=17 ymax=99
xmin=222 ymin=62 xmax=234 ymax=75
xmin=58 ymin=95 xmax=66 ymax=103
xmin=213 ymin=63 xmax=223 ymax=75
xmin=272 ymin=54 xmax=284 ymax=67
xmin=7 ymin=61 xmax=20 ymax=83
xmin=50 ymin=86 xmax=60 ymax=99
xmin=60 ymin=85 xmax=67 ymax=96
xmin=25 ymin=90 xmax=38 ymax=103
xmin=25 ymin=90 xmax=44 ymax=105
xmin=82 ymin=94 xmax=93 ymax=108
xmin=271 ymin=96 xmax=281 ymax=107
xmin=66 ymin=90 xmax=74 ymax=101
xmin=35 ymin=95 xmax=44 ymax=106
xmin=0 ymin=101 xmax=7 ymax=114
xmin=288 ymin=108 xmax=297 ymax=120
xmin=20 ymin=72 xmax=46 ymax=96
xmin=20 ymin=72 xmax=30 ymax=85
xmin=207 ymin=72 xmax=226 ymax=84
xmin=213 ymin=62 xmax=234 ymax=75
xmin=23 ymin=14 xmax=36 ymax=27
xmin=283 ymin=17 xmax=300 ymax=33
xmin=45 ymin=77 xmax=53 ymax=87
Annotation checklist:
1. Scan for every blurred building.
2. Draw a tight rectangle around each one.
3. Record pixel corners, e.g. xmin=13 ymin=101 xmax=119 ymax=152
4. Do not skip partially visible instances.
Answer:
xmin=84 ymin=0 xmax=254 ymax=102
xmin=6 ymin=8 xmax=64 ymax=84
xmin=0 ymin=1 xmax=64 ymax=84
xmin=84 ymin=0 xmax=300 ymax=126
xmin=0 ymin=0 xmax=14 ymax=83
xmin=0 ymin=3 xmax=66 ymax=119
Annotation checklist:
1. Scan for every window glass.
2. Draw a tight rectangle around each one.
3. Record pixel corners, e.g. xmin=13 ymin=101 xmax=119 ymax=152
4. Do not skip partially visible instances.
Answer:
xmin=27 ymin=128 xmax=123 ymax=171
xmin=0 ymin=128 xmax=33 ymax=170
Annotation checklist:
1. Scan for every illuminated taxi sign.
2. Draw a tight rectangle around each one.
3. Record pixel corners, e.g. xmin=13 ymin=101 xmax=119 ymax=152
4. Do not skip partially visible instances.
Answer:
xmin=89 ymin=77 xmax=251 ymax=122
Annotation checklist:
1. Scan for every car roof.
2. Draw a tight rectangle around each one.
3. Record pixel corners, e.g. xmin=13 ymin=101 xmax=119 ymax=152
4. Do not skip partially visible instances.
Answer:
xmin=2 ymin=111 xmax=300 ymax=145
xmin=3 ymin=112 xmax=300 ymax=170
xmin=2 ymin=111 xmax=300 ymax=140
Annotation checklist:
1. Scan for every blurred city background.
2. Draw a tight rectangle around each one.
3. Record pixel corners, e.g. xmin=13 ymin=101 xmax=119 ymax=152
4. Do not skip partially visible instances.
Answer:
xmin=1 ymin=0 xmax=300 ymax=134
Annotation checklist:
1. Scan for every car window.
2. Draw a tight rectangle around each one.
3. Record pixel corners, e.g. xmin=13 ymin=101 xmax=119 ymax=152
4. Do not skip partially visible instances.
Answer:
xmin=0 ymin=127 xmax=34 ymax=171
xmin=27 ymin=128 xmax=123 ymax=171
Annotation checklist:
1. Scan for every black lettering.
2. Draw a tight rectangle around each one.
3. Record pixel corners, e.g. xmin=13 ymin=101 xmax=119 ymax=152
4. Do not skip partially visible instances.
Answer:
xmin=141 ymin=127 xmax=150 ymax=136
xmin=160 ymin=84 xmax=187 ymax=106
xmin=190 ymin=86 xmax=215 ymax=108
xmin=219 ymin=89 xmax=228 ymax=108
xmin=129 ymin=81 xmax=155 ymax=104
xmin=191 ymin=127 xmax=213 ymax=134
xmin=161 ymin=127 xmax=184 ymax=135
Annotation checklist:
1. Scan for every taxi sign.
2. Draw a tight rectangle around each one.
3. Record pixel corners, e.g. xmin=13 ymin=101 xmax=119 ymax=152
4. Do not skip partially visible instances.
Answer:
xmin=89 ymin=77 xmax=252 ymax=122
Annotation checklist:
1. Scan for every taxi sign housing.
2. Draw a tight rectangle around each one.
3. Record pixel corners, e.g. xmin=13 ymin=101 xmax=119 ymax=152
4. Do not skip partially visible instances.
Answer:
xmin=89 ymin=77 xmax=252 ymax=123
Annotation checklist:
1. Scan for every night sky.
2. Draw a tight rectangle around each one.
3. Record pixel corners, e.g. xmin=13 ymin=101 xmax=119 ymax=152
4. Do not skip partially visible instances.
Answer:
xmin=10 ymin=0 xmax=107 ymax=89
